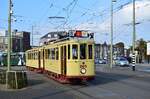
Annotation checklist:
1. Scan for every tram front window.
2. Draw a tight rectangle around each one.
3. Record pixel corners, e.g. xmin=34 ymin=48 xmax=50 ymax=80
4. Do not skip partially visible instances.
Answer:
xmin=80 ymin=44 xmax=86 ymax=59
xmin=72 ymin=45 xmax=78 ymax=59
xmin=88 ymin=45 xmax=93 ymax=59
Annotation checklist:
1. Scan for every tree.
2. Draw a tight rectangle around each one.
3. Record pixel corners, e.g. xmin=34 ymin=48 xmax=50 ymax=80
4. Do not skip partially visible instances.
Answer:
xmin=135 ymin=38 xmax=147 ymax=63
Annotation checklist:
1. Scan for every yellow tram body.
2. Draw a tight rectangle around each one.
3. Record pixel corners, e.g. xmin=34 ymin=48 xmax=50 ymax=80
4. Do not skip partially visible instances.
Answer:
xmin=26 ymin=35 xmax=95 ymax=82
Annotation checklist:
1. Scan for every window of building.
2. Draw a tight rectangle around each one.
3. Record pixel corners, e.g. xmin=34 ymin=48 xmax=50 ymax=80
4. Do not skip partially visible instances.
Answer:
xmin=88 ymin=45 xmax=93 ymax=59
xmin=48 ymin=34 xmax=51 ymax=37
xmin=80 ymin=44 xmax=86 ymax=59
xmin=72 ymin=44 xmax=78 ymax=59
xmin=54 ymin=34 xmax=57 ymax=38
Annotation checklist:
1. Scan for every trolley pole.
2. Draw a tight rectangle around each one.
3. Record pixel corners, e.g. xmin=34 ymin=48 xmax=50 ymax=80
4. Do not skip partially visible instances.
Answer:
xmin=132 ymin=0 xmax=136 ymax=71
xmin=110 ymin=0 xmax=116 ymax=68
xmin=7 ymin=0 xmax=12 ymax=71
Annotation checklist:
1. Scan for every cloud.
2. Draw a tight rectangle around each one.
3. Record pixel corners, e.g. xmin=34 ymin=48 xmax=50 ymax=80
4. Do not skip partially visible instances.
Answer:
xmin=34 ymin=0 xmax=150 ymax=47
xmin=74 ymin=0 xmax=150 ymax=46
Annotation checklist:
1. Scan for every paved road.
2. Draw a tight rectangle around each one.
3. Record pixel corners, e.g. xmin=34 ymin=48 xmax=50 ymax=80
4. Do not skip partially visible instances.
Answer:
xmin=0 ymin=65 xmax=150 ymax=99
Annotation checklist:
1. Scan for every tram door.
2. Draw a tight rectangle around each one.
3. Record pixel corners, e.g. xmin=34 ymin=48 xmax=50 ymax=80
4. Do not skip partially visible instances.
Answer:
xmin=61 ymin=46 xmax=67 ymax=75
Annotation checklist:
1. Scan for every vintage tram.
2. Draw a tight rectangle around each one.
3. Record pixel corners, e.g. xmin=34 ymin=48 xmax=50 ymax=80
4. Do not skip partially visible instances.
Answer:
xmin=0 ymin=52 xmax=25 ymax=66
xmin=26 ymin=30 xmax=95 ymax=83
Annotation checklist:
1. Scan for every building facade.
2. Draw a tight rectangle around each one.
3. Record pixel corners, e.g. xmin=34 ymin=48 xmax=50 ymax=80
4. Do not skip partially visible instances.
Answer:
xmin=0 ymin=30 xmax=31 ymax=52
xmin=40 ymin=31 xmax=67 ymax=46
xmin=95 ymin=42 xmax=124 ymax=60
xmin=95 ymin=42 xmax=110 ymax=60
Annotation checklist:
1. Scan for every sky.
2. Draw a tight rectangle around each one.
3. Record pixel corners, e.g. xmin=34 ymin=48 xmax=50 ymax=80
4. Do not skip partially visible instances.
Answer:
xmin=0 ymin=0 xmax=150 ymax=48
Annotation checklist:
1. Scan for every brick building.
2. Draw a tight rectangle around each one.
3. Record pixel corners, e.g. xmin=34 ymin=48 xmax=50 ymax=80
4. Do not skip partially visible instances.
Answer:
xmin=0 ymin=30 xmax=31 ymax=52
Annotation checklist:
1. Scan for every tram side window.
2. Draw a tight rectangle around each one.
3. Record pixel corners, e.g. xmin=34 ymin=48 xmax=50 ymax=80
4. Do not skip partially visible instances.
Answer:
xmin=45 ymin=49 xmax=47 ymax=59
xmin=51 ymin=48 xmax=55 ymax=60
xmin=31 ymin=53 xmax=33 ymax=59
xmin=80 ymin=44 xmax=86 ymax=59
xmin=48 ymin=49 xmax=51 ymax=59
xmin=35 ymin=52 xmax=38 ymax=59
xmin=72 ymin=45 xmax=78 ymax=59
xmin=33 ymin=53 xmax=35 ymax=59
xmin=56 ymin=48 xmax=59 ymax=60
xmin=29 ymin=53 xmax=31 ymax=59
xmin=41 ymin=51 xmax=43 ymax=59
xmin=30 ymin=53 xmax=32 ymax=59
xmin=28 ymin=53 xmax=30 ymax=59
xmin=88 ymin=45 xmax=93 ymax=59
xmin=68 ymin=45 xmax=70 ymax=59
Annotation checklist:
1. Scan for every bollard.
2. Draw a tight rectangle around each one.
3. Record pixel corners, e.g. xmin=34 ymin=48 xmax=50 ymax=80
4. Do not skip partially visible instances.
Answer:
xmin=132 ymin=65 xmax=135 ymax=71
xmin=132 ymin=53 xmax=136 ymax=71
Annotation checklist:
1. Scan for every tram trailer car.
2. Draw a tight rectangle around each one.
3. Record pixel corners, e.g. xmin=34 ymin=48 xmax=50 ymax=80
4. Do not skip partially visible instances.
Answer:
xmin=26 ymin=33 xmax=95 ymax=83
xmin=0 ymin=52 xmax=25 ymax=66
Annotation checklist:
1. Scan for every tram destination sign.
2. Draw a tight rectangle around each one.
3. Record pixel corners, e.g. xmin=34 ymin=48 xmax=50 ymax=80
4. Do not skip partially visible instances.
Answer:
xmin=147 ymin=42 xmax=150 ymax=55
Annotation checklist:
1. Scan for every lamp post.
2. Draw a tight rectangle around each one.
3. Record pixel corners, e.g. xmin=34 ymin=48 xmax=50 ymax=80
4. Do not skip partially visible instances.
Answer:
xmin=132 ymin=0 xmax=136 ymax=71
xmin=7 ymin=0 xmax=12 ymax=71
xmin=110 ymin=0 xmax=116 ymax=68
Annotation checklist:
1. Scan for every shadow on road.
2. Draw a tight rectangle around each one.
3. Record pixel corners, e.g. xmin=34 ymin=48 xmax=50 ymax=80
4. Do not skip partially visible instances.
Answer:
xmin=88 ymin=71 xmax=133 ymax=86
xmin=27 ymin=79 xmax=44 ymax=87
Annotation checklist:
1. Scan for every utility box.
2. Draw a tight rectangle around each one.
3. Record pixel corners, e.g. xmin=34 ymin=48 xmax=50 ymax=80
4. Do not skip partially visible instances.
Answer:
xmin=6 ymin=71 xmax=28 ymax=89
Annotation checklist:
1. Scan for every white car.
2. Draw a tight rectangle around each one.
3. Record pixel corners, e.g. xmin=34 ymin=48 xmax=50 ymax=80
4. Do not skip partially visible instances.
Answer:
xmin=115 ymin=58 xmax=129 ymax=66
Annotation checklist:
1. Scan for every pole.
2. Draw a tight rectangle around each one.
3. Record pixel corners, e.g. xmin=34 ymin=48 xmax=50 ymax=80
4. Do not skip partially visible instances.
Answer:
xmin=132 ymin=0 xmax=136 ymax=71
xmin=110 ymin=0 xmax=114 ymax=68
xmin=7 ymin=0 xmax=12 ymax=71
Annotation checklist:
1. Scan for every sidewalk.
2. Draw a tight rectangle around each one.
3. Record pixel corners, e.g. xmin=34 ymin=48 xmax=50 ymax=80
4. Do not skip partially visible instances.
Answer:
xmin=136 ymin=63 xmax=150 ymax=67
xmin=96 ymin=64 xmax=150 ymax=77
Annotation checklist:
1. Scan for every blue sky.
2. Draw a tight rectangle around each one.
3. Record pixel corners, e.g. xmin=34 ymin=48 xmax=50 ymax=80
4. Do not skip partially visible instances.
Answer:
xmin=0 ymin=0 xmax=150 ymax=47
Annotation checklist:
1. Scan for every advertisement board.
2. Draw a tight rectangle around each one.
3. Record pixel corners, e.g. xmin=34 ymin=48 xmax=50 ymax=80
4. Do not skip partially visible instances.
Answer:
xmin=147 ymin=42 xmax=150 ymax=55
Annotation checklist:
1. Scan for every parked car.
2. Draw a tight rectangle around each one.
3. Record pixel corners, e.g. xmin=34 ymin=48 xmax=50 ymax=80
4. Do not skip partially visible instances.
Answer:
xmin=99 ymin=59 xmax=107 ymax=64
xmin=95 ymin=59 xmax=107 ymax=64
xmin=95 ymin=59 xmax=99 ymax=64
xmin=115 ymin=57 xmax=129 ymax=66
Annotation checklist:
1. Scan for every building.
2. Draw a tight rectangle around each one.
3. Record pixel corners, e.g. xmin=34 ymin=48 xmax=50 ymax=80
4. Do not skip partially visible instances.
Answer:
xmin=95 ymin=42 xmax=125 ymax=60
xmin=0 ymin=30 xmax=8 ymax=52
xmin=40 ymin=31 xmax=67 ymax=46
xmin=14 ymin=31 xmax=31 ymax=52
xmin=113 ymin=42 xmax=124 ymax=58
xmin=0 ymin=36 xmax=7 ymax=52
xmin=0 ymin=30 xmax=31 ymax=52
xmin=95 ymin=42 xmax=110 ymax=60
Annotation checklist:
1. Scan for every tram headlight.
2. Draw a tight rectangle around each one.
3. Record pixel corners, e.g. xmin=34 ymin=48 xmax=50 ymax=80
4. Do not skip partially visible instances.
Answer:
xmin=80 ymin=68 xmax=86 ymax=74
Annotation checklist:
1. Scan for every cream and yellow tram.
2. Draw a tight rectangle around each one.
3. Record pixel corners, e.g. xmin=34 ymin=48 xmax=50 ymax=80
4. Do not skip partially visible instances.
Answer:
xmin=26 ymin=31 xmax=95 ymax=83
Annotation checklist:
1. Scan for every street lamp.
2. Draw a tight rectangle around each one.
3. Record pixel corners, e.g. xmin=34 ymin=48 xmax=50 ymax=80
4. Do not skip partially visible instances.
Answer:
xmin=7 ymin=0 xmax=13 ymax=71
xmin=132 ymin=0 xmax=136 ymax=71
xmin=110 ymin=0 xmax=116 ymax=68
